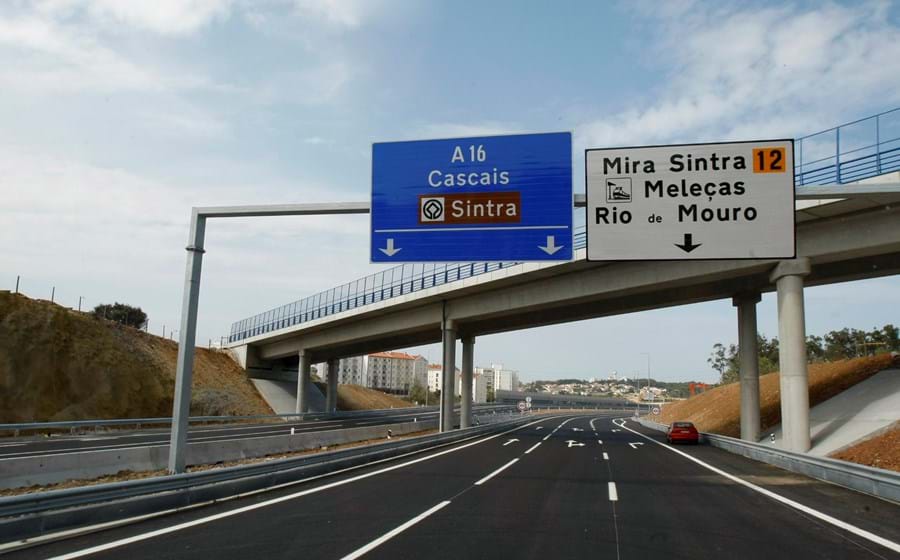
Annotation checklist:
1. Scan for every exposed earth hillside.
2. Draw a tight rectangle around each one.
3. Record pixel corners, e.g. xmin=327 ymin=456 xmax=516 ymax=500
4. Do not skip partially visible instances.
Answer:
xmin=312 ymin=381 xmax=414 ymax=410
xmin=654 ymin=354 xmax=899 ymax=438
xmin=0 ymin=292 xmax=272 ymax=422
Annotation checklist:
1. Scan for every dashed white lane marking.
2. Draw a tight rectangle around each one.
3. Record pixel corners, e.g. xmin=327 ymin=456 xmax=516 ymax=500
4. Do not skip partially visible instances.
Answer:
xmin=614 ymin=419 xmax=900 ymax=555
xmin=603 ymin=452 xmax=609 ymax=460
xmin=608 ymin=482 xmax=618 ymax=501
xmin=597 ymin=440 xmax=603 ymax=445
xmin=524 ymin=442 xmax=541 ymax=454
xmin=41 ymin=418 xmax=556 ymax=560
xmin=474 ymin=458 xmax=519 ymax=486
xmin=340 ymin=501 xmax=451 ymax=560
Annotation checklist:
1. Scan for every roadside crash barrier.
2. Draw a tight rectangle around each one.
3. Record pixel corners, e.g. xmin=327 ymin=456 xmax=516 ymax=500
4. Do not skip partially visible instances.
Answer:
xmin=0 ymin=415 xmax=541 ymax=550
xmin=632 ymin=416 xmax=900 ymax=504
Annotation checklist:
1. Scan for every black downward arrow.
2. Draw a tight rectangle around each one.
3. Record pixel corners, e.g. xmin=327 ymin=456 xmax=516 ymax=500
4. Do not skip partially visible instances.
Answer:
xmin=675 ymin=233 xmax=702 ymax=253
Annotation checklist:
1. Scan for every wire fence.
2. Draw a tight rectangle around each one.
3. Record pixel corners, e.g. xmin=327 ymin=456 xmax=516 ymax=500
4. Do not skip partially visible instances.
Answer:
xmin=3 ymin=274 xmax=211 ymax=345
xmin=218 ymin=108 xmax=897 ymax=343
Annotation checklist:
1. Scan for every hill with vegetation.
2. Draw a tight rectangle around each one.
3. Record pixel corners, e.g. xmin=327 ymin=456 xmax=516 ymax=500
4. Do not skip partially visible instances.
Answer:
xmin=0 ymin=292 xmax=272 ymax=422
xmin=654 ymin=354 xmax=898 ymax=438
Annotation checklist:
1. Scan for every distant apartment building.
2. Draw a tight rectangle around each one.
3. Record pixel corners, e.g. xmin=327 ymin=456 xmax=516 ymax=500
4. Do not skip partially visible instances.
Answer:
xmin=476 ymin=363 xmax=519 ymax=392
xmin=366 ymin=352 xmax=427 ymax=394
xmin=457 ymin=370 xmax=490 ymax=403
xmin=427 ymin=364 xmax=462 ymax=394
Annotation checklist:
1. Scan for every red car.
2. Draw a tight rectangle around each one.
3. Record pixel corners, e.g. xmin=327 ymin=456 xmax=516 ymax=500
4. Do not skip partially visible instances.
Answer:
xmin=667 ymin=421 xmax=700 ymax=444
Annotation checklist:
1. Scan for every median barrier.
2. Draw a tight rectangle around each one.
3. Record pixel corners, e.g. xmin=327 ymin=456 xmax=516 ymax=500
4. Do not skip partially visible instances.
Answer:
xmin=631 ymin=416 xmax=900 ymax=504
xmin=0 ymin=415 xmax=541 ymax=549
xmin=0 ymin=419 xmax=438 ymax=490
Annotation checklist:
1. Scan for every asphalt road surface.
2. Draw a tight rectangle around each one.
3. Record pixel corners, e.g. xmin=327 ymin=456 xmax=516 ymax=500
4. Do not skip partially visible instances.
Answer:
xmin=7 ymin=413 xmax=899 ymax=559
xmin=0 ymin=408 xmax=459 ymax=460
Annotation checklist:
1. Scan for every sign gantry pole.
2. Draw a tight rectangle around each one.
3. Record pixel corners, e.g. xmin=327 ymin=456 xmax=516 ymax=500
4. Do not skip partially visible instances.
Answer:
xmin=167 ymin=202 xmax=369 ymax=475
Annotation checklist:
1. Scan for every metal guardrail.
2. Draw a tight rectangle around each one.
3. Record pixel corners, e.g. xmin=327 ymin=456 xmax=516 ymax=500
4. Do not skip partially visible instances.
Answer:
xmin=0 ymin=415 xmax=540 ymax=545
xmin=228 ymin=109 xmax=900 ymax=344
xmin=632 ymin=417 xmax=900 ymax=504
xmin=0 ymin=405 xmax=515 ymax=434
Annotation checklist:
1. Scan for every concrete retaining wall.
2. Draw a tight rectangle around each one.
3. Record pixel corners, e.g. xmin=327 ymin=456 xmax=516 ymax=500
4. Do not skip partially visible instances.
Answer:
xmin=0 ymin=419 xmax=437 ymax=489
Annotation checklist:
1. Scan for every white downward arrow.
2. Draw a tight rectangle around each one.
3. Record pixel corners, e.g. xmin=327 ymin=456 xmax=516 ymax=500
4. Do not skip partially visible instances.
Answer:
xmin=503 ymin=438 xmax=519 ymax=446
xmin=566 ymin=440 xmax=586 ymax=448
xmin=379 ymin=238 xmax=401 ymax=256
xmin=538 ymin=235 xmax=563 ymax=255
xmin=628 ymin=442 xmax=644 ymax=449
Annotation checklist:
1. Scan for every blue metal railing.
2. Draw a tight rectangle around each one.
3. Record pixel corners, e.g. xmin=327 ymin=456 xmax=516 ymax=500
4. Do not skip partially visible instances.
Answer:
xmin=229 ymin=109 xmax=900 ymax=343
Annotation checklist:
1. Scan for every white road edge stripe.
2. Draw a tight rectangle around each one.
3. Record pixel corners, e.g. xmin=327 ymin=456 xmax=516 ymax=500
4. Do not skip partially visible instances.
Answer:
xmin=608 ymin=482 xmax=618 ymax=501
xmin=340 ymin=501 xmax=451 ymax=560
xmin=524 ymin=442 xmax=541 ymax=454
xmin=41 ymin=417 xmax=557 ymax=560
xmin=614 ymin=419 xmax=900 ymax=554
xmin=474 ymin=458 xmax=519 ymax=486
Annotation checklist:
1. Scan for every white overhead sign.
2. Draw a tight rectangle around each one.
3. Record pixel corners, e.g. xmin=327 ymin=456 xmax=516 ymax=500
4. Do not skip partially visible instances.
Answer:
xmin=586 ymin=140 xmax=795 ymax=260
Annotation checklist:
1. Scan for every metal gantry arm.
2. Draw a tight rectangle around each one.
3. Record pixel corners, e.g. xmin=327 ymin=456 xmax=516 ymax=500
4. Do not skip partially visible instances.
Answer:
xmin=167 ymin=202 xmax=369 ymax=474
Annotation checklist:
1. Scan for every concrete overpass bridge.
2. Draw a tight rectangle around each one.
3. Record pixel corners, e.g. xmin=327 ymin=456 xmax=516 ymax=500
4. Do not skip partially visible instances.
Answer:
xmin=227 ymin=109 xmax=900 ymax=453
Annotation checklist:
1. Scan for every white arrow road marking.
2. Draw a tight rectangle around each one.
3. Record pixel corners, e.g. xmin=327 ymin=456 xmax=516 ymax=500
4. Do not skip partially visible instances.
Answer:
xmin=566 ymin=440 xmax=586 ymax=448
xmin=608 ymin=482 xmax=618 ymax=501
xmin=503 ymin=438 xmax=519 ymax=446
xmin=379 ymin=238 xmax=401 ymax=256
xmin=538 ymin=235 xmax=563 ymax=255
xmin=628 ymin=442 xmax=644 ymax=449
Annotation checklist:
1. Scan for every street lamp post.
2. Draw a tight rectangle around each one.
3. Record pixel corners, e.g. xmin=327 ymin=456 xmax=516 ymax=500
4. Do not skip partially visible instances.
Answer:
xmin=640 ymin=352 xmax=651 ymax=414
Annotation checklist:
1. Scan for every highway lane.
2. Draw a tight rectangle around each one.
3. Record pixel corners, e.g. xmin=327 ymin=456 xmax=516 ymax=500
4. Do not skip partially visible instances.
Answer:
xmin=6 ymin=413 xmax=898 ymax=559
xmin=0 ymin=408 xmax=452 ymax=460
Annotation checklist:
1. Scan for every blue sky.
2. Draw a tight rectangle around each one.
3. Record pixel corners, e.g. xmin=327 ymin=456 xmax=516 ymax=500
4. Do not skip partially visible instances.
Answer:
xmin=1 ymin=0 xmax=899 ymax=383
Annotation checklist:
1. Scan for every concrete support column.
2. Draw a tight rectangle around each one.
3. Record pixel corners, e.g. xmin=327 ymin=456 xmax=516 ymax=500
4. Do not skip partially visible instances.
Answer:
xmin=771 ymin=258 xmax=812 ymax=453
xmin=460 ymin=336 xmax=475 ymax=429
xmin=440 ymin=319 xmax=457 ymax=432
xmin=733 ymin=293 xmax=761 ymax=442
xmin=326 ymin=358 xmax=339 ymax=414
xmin=295 ymin=350 xmax=310 ymax=414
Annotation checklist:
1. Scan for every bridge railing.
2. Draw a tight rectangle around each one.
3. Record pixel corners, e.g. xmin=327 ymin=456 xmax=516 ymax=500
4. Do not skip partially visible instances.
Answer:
xmin=229 ymin=109 xmax=900 ymax=344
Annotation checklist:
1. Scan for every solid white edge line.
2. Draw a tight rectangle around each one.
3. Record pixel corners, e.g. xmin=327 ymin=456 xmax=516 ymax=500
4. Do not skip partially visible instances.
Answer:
xmin=524 ymin=442 xmax=541 ymax=454
xmin=41 ymin=417 xmax=557 ymax=560
xmin=608 ymin=482 xmax=618 ymax=501
xmin=603 ymin=452 xmax=609 ymax=460
xmin=474 ymin=458 xmax=519 ymax=486
xmin=614 ymin=419 xmax=900 ymax=554
xmin=339 ymin=500 xmax=451 ymax=560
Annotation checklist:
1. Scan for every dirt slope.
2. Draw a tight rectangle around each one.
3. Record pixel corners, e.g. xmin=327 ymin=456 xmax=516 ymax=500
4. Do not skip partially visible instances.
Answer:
xmin=655 ymin=354 xmax=898 ymax=437
xmin=312 ymin=382 xmax=414 ymax=411
xmin=0 ymin=292 xmax=272 ymax=422
xmin=830 ymin=422 xmax=900 ymax=473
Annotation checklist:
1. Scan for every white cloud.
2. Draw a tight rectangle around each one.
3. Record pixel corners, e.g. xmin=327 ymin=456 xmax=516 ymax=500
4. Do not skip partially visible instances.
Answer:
xmin=291 ymin=0 xmax=384 ymax=28
xmin=579 ymin=1 xmax=900 ymax=148
xmin=34 ymin=0 xmax=234 ymax=35
xmin=418 ymin=121 xmax=526 ymax=141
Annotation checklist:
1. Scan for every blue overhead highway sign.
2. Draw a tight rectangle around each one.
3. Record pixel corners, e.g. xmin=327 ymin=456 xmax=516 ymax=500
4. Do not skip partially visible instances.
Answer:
xmin=371 ymin=132 xmax=573 ymax=262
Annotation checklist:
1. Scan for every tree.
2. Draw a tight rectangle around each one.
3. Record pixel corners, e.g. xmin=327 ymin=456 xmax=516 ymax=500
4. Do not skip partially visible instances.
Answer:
xmin=806 ymin=335 xmax=825 ymax=362
xmin=92 ymin=302 xmax=147 ymax=328
xmin=708 ymin=343 xmax=739 ymax=384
